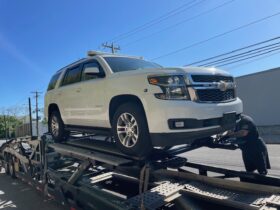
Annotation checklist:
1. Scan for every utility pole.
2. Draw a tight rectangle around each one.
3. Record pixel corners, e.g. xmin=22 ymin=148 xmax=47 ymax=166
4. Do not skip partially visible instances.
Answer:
xmin=102 ymin=42 xmax=120 ymax=54
xmin=3 ymin=114 xmax=7 ymax=141
xmin=6 ymin=109 xmax=10 ymax=139
xmin=31 ymin=91 xmax=42 ymax=137
xmin=28 ymin=97 xmax=33 ymax=138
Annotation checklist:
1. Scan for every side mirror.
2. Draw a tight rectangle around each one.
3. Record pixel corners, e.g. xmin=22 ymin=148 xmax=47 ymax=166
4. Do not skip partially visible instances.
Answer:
xmin=84 ymin=67 xmax=100 ymax=75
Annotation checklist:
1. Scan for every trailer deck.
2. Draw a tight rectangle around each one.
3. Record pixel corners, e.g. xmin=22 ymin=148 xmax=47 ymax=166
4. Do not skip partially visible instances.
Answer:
xmin=0 ymin=134 xmax=280 ymax=210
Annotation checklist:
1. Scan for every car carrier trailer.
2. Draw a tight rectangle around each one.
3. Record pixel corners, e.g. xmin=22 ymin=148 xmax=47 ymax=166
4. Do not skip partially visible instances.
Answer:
xmin=0 ymin=134 xmax=280 ymax=210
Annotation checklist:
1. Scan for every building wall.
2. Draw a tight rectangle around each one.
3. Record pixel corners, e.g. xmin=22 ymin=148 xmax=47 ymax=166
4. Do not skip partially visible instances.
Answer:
xmin=236 ymin=67 xmax=280 ymax=126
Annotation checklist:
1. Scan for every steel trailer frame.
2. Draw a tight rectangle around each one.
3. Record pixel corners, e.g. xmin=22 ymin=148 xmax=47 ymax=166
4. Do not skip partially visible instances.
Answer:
xmin=0 ymin=134 xmax=280 ymax=210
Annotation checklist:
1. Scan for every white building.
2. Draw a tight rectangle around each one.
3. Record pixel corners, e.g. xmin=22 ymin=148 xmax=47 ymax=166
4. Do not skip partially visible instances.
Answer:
xmin=236 ymin=67 xmax=280 ymax=143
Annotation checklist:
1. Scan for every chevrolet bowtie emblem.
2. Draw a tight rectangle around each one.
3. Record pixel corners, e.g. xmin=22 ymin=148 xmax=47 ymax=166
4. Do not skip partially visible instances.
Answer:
xmin=217 ymin=81 xmax=230 ymax=91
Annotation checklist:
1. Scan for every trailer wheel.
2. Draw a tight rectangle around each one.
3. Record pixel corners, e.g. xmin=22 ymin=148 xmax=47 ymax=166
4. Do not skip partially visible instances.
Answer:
xmin=112 ymin=103 xmax=152 ymax=158
xmin=49 ymin=111 xmax=69 ymax=142
xmin=9 ymin=157 xmax=16 ymax=178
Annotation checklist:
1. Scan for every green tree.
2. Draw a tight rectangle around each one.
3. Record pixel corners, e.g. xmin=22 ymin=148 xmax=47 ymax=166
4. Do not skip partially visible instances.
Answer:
xmin=0 ymin=115 xmax=23 ymax=138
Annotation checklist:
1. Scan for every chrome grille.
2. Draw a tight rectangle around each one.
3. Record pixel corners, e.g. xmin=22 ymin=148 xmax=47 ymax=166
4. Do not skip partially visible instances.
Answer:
xmin=192 ymin=75 xmax=234 ymax=83
xmin=196 ymin=89 xmax=235 ymax=102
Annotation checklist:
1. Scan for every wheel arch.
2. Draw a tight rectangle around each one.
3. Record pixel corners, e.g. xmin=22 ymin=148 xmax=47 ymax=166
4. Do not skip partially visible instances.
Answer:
xmin=48 ymin=103 xmax=60 ymax=118
xmin=109 ymin=94 xmax=147 ymax=126
xmin=48 ymin=103 xmax=62 ymax=125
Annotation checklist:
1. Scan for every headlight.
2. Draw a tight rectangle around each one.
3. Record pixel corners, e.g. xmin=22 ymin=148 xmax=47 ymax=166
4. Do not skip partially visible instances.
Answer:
xmin=148 ymin=75 xmax=190 ymax=100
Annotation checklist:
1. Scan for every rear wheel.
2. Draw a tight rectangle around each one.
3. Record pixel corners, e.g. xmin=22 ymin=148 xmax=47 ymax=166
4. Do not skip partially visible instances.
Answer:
xmin=49 ymin=111 xmax=69 ymax=142
xmin=112 ymin=103 xmax=152 ymax=158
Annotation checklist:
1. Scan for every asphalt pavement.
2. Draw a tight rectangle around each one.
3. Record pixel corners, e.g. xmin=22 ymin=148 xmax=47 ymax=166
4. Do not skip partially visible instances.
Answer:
xmin=180 ymin=144 xmax=280 ymax=177
xmin=0 ymin=144 xmax=279 ymax=210
xmin=0 ymin=168 xmax=65 ymax=210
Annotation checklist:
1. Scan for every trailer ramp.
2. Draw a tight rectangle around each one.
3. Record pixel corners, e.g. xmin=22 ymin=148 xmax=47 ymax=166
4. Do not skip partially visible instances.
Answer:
xmin=1 ymin=135 xmax=280 ymax=210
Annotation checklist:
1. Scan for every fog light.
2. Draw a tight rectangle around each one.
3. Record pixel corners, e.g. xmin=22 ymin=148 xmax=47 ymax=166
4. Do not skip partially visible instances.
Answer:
xmin=175 ymin=121 xmax=185 ymax=128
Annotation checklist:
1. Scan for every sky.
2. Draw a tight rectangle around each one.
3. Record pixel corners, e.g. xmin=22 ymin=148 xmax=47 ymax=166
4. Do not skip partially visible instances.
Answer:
xmin=0 ymin=0 xmax=280 ymax=110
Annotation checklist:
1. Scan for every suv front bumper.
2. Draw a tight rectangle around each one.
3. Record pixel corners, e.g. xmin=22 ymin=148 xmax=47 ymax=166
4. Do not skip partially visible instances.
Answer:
xmin=142 ymin=96 xmax=243 ymax=146
xmin=150 ymin=126 xmax=224 ymax=146
xmin=150 ymin=114 xmax=240 ymax=146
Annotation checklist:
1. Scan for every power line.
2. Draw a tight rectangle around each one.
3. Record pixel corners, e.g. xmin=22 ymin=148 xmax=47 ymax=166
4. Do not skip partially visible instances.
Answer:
xmin=216 ymin=47 xmax=280 ymax=67
xmin=109 ymin=0 xmax=197 ymax=42
xmin=109 ymin=0 xmax=204 ymax=42
xmin=151 ymin=11 xmax=280 ymax=61
xmin=186 ymin=36 xmax=280 ymax=66
xmin=202 ymin=44 xmax=280 ymax=66
xmin=200 ymin=41 xmax=280 ymax=66
xmin=123 ymin=0 xmax=235 ymax=47
xmin=205 ymin=44 xmax=280 ymax=66
xmin=227 ymin=50 xmax=280 ymax=70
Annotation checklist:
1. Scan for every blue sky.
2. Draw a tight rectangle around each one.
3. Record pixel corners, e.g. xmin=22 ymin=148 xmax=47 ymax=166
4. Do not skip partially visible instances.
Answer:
xmin=0 ymin=0 xmax=280 ymax=110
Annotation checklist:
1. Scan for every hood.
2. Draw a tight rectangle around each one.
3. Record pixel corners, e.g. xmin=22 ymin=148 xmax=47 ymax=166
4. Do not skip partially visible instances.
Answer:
xmin=112 ymin=66 xmax=231 ymax=77
xmin=165 ymin=66 xmax=232 ymax=76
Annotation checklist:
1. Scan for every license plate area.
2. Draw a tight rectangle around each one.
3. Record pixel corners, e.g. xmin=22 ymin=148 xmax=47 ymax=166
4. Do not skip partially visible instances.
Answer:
xmin=221 ymin=112 xmax=236 ymax=129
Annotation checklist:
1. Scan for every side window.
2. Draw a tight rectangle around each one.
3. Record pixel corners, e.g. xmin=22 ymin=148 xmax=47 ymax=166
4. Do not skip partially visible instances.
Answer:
xmin=47 ymin=73 xmax=61 ymax=91
xmin=82 ymin=62 xmax=105 ymax=81
xmin=62 ymin=65 xmax=82 ymax=86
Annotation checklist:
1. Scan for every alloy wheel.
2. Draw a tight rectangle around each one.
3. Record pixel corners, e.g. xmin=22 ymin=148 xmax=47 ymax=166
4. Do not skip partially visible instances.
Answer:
xmin=117 ymin=113 xmax=139 ymax=148
xmin=51 ymin=116 xmax=59 ymax=137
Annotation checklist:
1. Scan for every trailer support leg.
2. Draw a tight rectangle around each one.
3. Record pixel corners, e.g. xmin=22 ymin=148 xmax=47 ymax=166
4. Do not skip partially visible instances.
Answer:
xmin=68 ymin=160 xmax=92 ymax=185
xmin=199 ymin=169 xmax=208 ymax=176
xmin=139 ymin=163 xmax=150 ymax=210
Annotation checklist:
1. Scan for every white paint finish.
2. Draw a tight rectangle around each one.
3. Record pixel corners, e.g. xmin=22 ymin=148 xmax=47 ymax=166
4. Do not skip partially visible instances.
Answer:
xmin=45 ymin=54 xmax=242 ymax=135
xmin=236 ymin=67 xmax=280 ymax=126
xmin=143 ymin=95 xmax=242 ymax=133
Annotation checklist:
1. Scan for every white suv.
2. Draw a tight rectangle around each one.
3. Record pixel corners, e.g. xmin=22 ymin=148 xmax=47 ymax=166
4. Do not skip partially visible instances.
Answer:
xmin=45 ymin=51 xmax=243 ymax=157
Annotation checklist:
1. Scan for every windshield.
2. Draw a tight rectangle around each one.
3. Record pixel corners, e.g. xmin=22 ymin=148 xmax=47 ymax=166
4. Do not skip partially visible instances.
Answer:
xmin=103 ymin=57 xmax=162 ymax=72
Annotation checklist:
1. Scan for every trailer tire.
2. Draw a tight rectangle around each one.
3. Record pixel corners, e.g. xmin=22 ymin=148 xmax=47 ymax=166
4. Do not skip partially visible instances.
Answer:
xmin=9 ymin=157 xmax=16 ymax=178
xmin=49 ymin=111 xmax=69 ymax=143
xmin=112 ymin=103 xmax=152 ymax=158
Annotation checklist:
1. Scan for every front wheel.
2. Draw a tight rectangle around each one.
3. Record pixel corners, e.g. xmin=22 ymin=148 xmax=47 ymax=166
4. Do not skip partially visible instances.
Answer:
xmin=49 ymin=111 xmax=69 ymax=143
xmin=112 ymin=103 xmax=152 ymax=158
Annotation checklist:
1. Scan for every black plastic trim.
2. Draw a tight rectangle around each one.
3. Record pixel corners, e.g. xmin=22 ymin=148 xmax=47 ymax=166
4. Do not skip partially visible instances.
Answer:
xmin=150 ymin=127 xmax=226 ymax=147
xmin=168 ymin=114 xmax=240 ymax=130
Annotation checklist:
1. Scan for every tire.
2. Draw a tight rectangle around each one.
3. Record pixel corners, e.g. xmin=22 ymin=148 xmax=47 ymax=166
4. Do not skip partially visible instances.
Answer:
xmin=49 ymin=111 xmax=69 ymax=143
xmin=9 ymin=157 xmax=16 ymax=178
xmin=112 ymin=103 xmax=152 ymax=158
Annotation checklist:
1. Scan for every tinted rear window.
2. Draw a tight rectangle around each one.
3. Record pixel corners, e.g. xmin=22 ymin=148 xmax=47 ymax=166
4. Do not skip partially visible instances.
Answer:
xmin=47 ymin=73 xmax=61 ymax=91
xmin=104 ymin=57 xmax=162 ymax=72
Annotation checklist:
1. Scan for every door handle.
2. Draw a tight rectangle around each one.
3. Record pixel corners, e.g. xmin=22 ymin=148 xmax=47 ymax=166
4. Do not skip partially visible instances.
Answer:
xmin=76 ymin=88 xmax=82 ymax=93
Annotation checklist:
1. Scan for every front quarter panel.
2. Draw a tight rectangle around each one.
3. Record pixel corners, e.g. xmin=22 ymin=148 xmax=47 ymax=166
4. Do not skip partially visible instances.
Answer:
xmin=104 ymin=73 xmax=161 ymax=120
